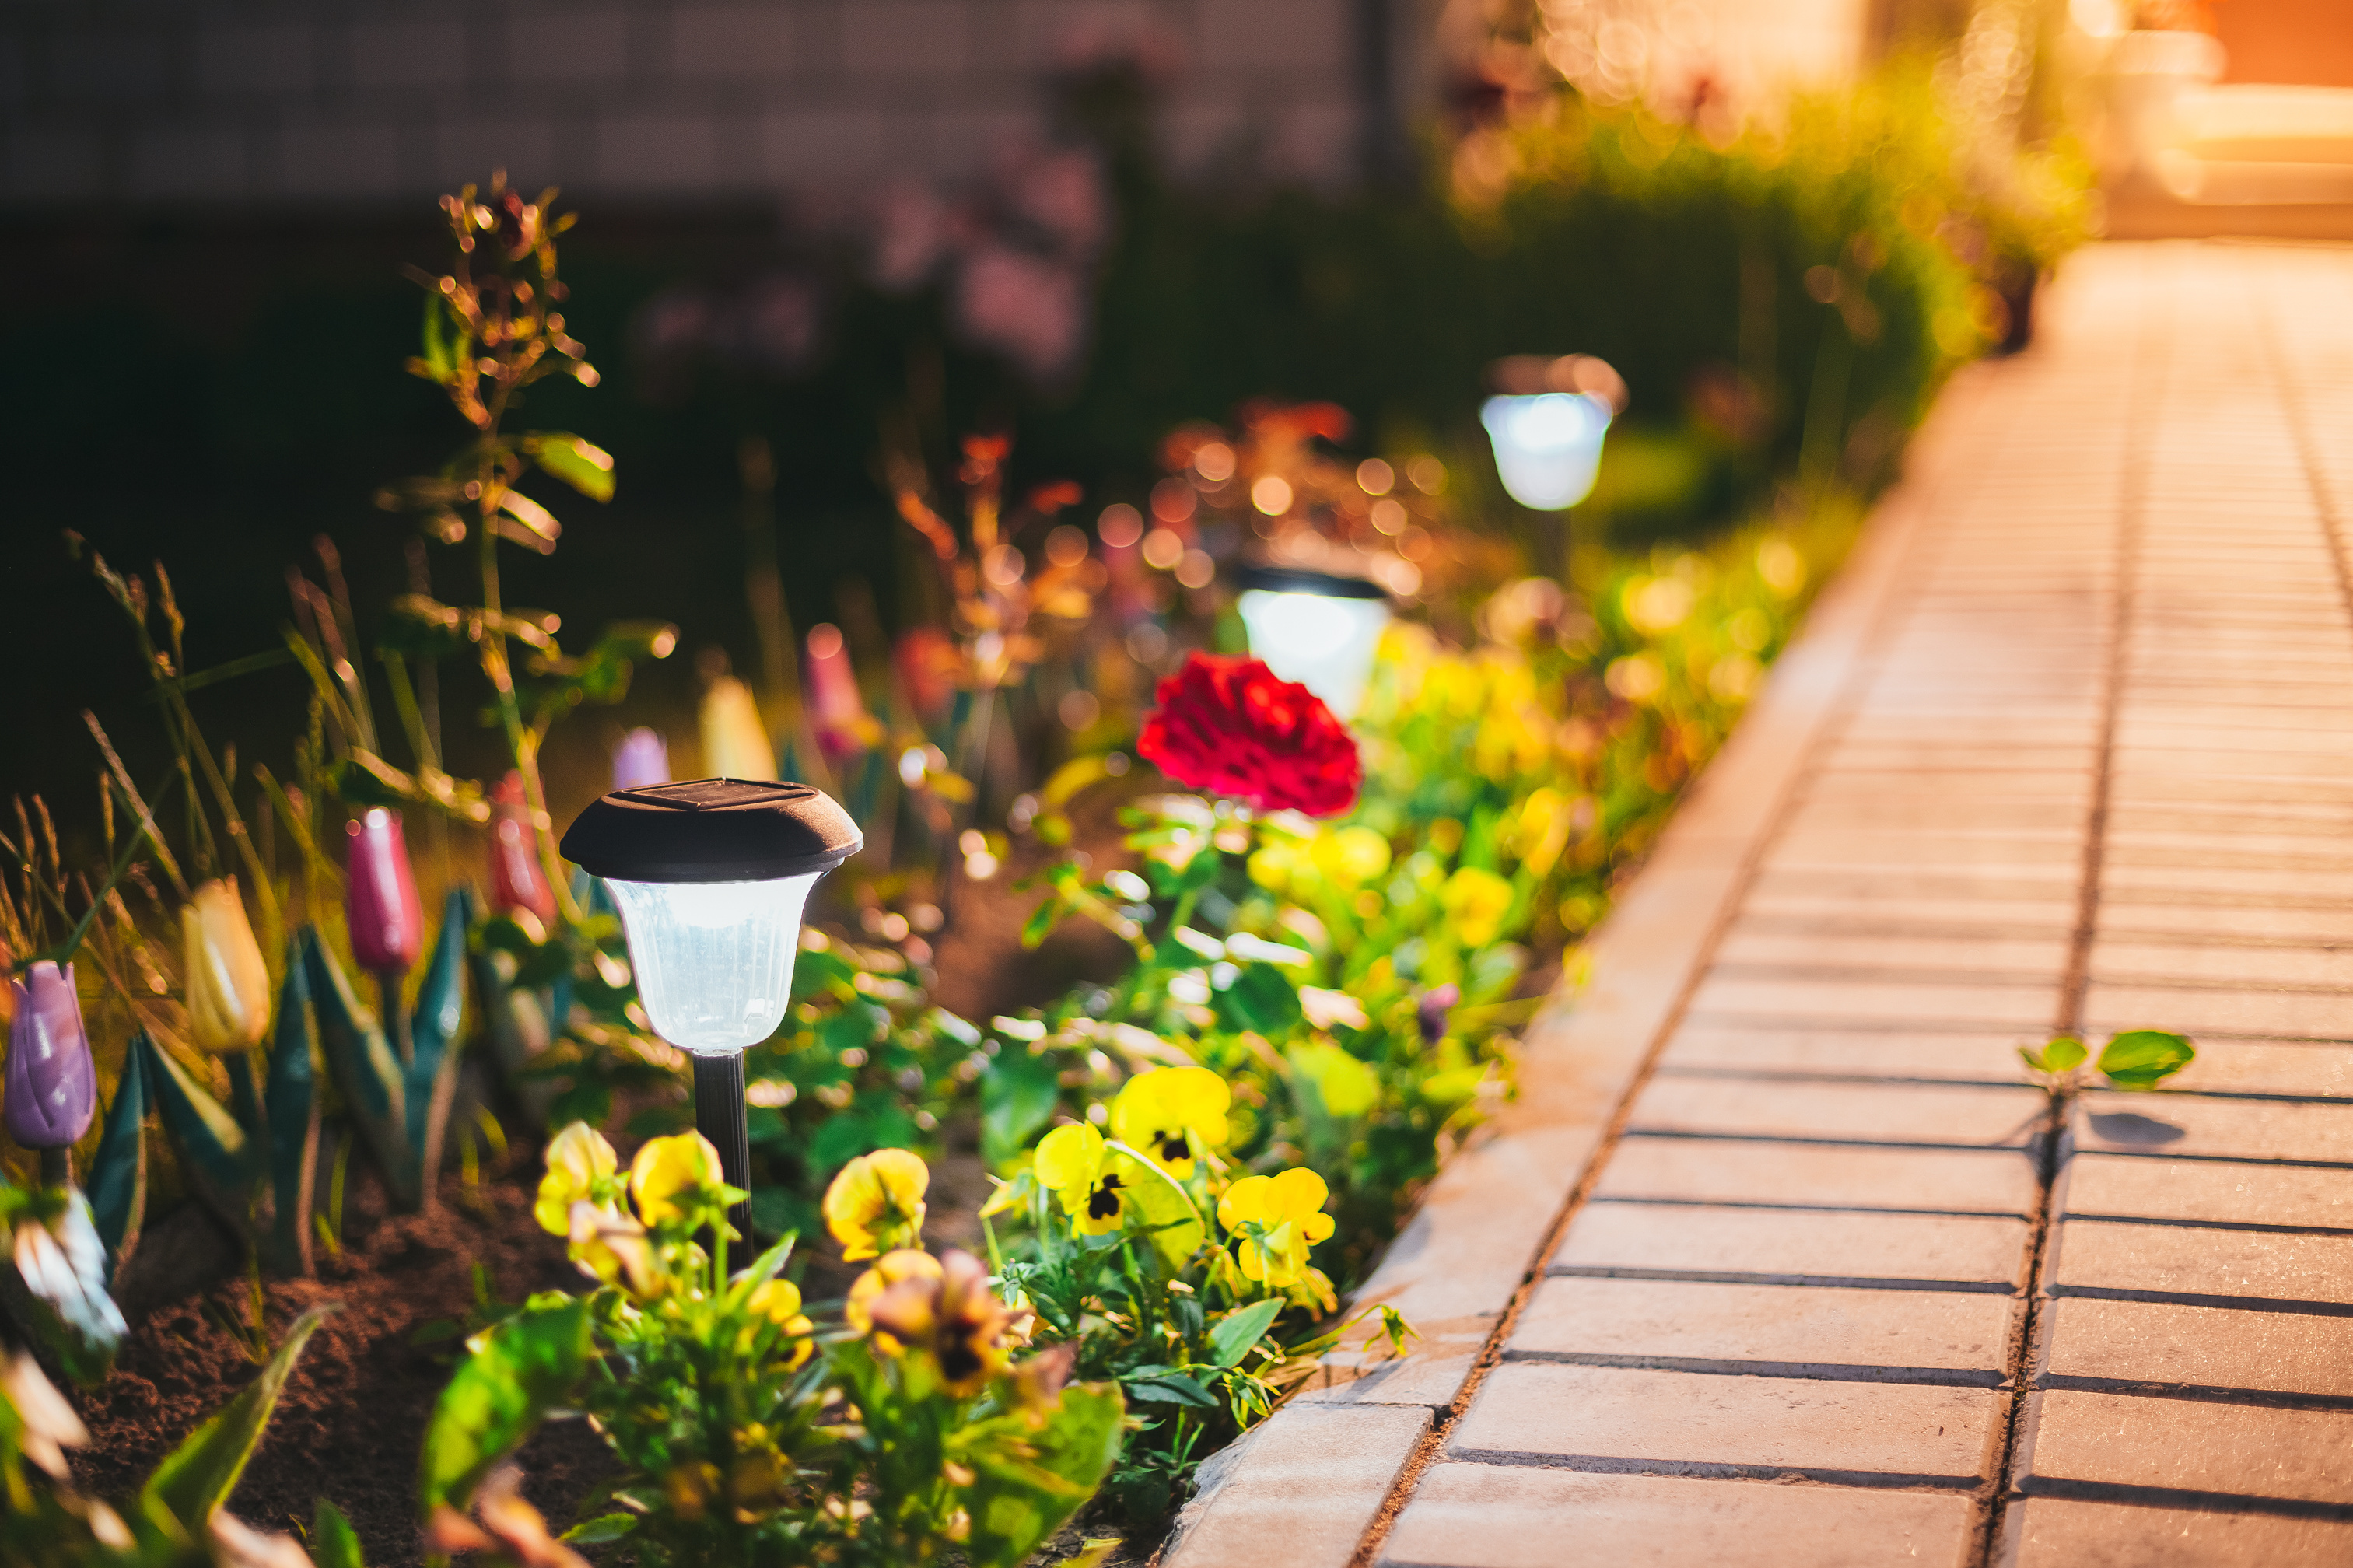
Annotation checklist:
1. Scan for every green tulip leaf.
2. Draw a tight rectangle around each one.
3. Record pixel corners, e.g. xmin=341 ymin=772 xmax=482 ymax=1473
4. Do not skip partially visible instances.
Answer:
xmin=2098 ymin=1030 xmax=2194 ymax=1091
xmin=265 ymin=942 xmax=323 ymax=1276
xmin=88 ymin=1045 xmax=149 ymax=1275
xmin=406 ymin=889 xmax=473 ymax=1172
xmin=135 ymin=1031 xmax=258 ymax=1231
xmin=417 ymin=1294 xmax=593 ymax=1516
xmin=143 ymin=1306 xmax=327 ymax=1528
xmin=303 ymin=929 xmax=417 ymax=1210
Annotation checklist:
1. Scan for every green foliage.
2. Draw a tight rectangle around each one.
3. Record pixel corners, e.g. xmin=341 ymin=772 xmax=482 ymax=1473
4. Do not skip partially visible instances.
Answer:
xmin=425 ymin=1128 xmax=1119 ymax=1567
xmin=2021 ymin=1029 xmax=2194 ymax=1092
xmin=417 ymin=1295 xmax=591 ymax=1515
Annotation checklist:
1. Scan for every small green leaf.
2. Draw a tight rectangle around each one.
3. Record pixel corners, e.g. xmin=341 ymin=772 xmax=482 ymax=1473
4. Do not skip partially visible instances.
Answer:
xmin=145 ymin=1307 xmax=328 ymax=1527
xmin=312 ymin=1499 xmax=366 ymax=1568
xmin=981 ymin=1049 xmax=1063 ymax=1167
xmin=2021 ymin=1035 xmax=2087 ymax=1075
xmin=2098 ymin=1030 xmax=2194 ymax=1090
xmin=417 ymin=1295 xmax=592 ymax=1516
xmin=563 ymin=1514 xmax=639 ymax=1545
xmin=1123 ymin=1372 xmax=1219 ymax=1408
xmin=1207 ymin=1298 xmax=1283 ymax=1370
xmin=1213 ymin=962 xmax=1304 ymax=1037
xmin=524 ymin=432 xmax=617 ymax=502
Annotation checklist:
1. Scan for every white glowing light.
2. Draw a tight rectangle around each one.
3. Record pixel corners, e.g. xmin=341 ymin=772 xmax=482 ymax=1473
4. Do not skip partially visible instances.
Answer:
xmin=1480 ymin=392 xmax=1613 ymax=511
xmin=1237 ymin=589 xmax=1390 ymax=721
xmin=603 ymin=873 xmax=821 ymax=1054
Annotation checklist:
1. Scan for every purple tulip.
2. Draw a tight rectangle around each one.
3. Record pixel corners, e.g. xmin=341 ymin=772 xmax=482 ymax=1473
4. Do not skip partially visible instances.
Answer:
xmin=345 ymin=808 xmax=425 ymax=973
xmin=6 ymin=961 xmax=96 ymax=1150
xmin=1416 ymin=983 xmax=1460 ymax=1046
xmin=611 ymin=727 xmax=671 ymax=792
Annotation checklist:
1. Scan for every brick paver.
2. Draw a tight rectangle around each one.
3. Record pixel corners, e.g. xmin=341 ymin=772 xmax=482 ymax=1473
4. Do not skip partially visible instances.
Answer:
xmin=1167 ymin=244 xmax=2353 ymax=1566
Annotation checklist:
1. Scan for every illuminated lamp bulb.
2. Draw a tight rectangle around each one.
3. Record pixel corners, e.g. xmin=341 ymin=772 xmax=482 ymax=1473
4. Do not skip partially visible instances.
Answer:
xmin=1231 ymin=565 xmax=1391 ymax=722
xmin=1479 ymin=391 xmax=1614 ymax=511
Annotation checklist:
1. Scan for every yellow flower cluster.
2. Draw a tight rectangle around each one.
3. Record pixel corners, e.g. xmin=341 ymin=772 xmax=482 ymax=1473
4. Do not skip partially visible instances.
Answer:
xmin=534 ymin=1124 xmax=737 ymax=1293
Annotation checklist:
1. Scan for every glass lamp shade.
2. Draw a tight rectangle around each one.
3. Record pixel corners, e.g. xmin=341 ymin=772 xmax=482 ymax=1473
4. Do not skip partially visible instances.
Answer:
xmin=1235 ymin=584 xmax=1391 ymax=722
xmin=603 ymin=873 xmax=820 ymax=1053
xmin=559 ymin=777 xmax=862 ymax=1057
xmin=1480 ymin=392 xmax=1613 ymax=511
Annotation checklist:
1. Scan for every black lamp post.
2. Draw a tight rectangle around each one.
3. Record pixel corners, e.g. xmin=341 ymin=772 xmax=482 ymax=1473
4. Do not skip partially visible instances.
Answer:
xmin=561 ymin=778 xmax=861 ymax=1241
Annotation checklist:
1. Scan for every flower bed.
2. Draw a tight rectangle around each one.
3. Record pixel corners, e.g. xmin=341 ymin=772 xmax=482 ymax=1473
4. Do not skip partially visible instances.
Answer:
xmin=1 ymin=173 xmax=1919 ymax=1566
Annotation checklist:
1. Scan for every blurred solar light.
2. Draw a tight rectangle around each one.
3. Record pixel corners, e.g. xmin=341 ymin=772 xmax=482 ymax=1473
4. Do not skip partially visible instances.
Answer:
xmin=1233 ymin=564 xmax=1391 ymax=721
xmin=1481 ymin=355 xmax=1628 ymax=512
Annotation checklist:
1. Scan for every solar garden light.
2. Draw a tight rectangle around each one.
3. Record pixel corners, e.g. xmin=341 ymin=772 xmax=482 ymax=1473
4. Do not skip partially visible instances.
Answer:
xmin=1231 ymin=564 xmax=1392 ymax=722
xmin=561 ymin=778 xmax=861 ymax=1239
xmin=1479 ymin=354 xmax=1628 ymax=513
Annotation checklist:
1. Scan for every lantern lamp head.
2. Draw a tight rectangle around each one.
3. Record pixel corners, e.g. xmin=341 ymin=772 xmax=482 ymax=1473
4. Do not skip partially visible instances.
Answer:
xmin=1480 ymin=353 xmax=1626 ymax=513
xmin=1231 ymin=565 xmax=1392 ymax=721
xmin=559 ymin=778 xmax=862 ymax=1055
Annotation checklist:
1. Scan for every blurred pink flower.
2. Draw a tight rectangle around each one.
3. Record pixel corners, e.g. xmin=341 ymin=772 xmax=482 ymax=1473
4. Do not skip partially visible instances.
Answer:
xmin=955 ymin=243 xmax=1087 ymax=387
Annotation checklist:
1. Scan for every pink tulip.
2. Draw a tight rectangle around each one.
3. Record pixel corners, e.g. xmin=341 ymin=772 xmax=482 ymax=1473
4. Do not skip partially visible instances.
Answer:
xmin=345 ymin=808 xmax=425 ymax=972
xmin=806 ymin=624 xmax=872 ymax=759
xmin=488 ymin=774 xmax=557 ymax=925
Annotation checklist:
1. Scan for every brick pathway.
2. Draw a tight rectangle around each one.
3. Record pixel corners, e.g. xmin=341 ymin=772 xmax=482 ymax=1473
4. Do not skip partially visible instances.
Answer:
xmin=1167 ymin=243 xmax=2353 ymax=1568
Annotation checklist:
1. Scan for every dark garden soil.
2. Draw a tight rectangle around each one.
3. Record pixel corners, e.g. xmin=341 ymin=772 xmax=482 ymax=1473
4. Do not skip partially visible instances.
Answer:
xmin=68 ymin=1171 xmax=607 ymax=1566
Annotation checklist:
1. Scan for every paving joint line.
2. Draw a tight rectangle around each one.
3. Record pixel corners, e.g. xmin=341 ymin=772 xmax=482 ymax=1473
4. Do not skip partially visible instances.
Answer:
xmin=1977 ymin=251 xmax=2161 ymax=1568
xmin=1338 ymin=364 xmax=1998 ymax=1567
xmin=1546 ymin=1265 xmax=2015 ymax=1294
xmin=1441 ymin=1451 xmax=1984 ymax=1491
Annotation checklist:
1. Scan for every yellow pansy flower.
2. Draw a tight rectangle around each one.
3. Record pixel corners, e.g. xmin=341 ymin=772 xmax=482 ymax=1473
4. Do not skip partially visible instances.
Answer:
xmin=1217 ymin=1167 xmax=1336 ymax=1289
xmin=745 ymin=1278 xmax=814 ymax=1369
xmin=1439 ymin=866 xmax=1515 ymax=947
xmin=182 ymin=879 xmax=273 ymax=1054
xmin=1108 ymin=1066 xmax=1231 ymax=1178
xmin=824 ymin=1147 xmax=930 ymax=1260
xmin=1311 ymin=826 xmax=1392 ymax=890
xmin=630 ymin=1131 xmax=727 ymax=1228
xmin=1034 ymin=1124 xmax=1128 ymax=1237
xmin=536 ymin=1122 xmax=619 ymax=1236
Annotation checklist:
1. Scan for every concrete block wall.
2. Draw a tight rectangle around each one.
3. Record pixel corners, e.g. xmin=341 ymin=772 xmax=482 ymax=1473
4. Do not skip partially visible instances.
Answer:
xmin=0 ymin=0 xmax=1397 ymax=208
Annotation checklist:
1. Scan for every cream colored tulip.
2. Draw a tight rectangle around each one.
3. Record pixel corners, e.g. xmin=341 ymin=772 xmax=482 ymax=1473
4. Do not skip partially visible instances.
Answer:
xmin=699 ymin=675 xmax=778 ymax=781
xmin=183 ymin=879 xmax=271 ymax=1053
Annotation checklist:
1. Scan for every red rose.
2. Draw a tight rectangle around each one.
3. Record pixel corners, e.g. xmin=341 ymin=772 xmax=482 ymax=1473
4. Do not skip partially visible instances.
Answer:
xmin=1136 ymin=653 xmax=1361 ymax=817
